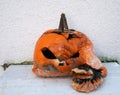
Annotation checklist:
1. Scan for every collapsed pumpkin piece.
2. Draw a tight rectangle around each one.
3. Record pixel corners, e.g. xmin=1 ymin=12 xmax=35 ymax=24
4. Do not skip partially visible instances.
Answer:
xmin=32 ymin=13 xmax=107 ymax=92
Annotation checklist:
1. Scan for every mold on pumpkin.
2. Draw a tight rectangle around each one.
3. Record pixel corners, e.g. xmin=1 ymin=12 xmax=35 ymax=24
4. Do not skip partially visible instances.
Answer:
xmin=32 ymin=13 xmax=107 ymax=92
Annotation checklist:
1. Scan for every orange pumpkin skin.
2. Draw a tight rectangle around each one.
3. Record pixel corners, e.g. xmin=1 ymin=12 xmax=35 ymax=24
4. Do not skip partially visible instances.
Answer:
xmin=32 ymin=29 xmax=107 ymax=77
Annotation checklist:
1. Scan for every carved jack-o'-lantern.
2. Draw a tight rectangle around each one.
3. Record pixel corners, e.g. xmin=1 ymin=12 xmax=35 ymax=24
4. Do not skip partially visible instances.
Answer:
xmin=32 ymin=13 xmax=107 ymax=92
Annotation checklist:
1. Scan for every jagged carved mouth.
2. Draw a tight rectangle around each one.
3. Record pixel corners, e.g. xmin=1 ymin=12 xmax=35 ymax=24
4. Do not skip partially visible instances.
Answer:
xmin=72 ymin=65 xmax=102 ymax=85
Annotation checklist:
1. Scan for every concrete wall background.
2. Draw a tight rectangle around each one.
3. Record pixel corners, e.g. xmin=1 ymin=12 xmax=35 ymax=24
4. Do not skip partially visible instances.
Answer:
xmin=0 ymin=0 xmax=120 ymax=65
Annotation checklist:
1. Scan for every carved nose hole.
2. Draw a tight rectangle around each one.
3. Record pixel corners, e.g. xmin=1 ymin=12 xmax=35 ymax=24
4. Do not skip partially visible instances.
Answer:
xmin=71 ymin=52 xmax=79 ymax=58
xmin=41 ymin=47 xmax=56 ymax=59
xmin=59 ymin=62 xmax=64 ymax=66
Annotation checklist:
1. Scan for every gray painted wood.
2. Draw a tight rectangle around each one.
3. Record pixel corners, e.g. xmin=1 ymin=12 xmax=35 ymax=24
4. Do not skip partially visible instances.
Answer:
xmin=0 ymin=62 xmax=120 ymax=95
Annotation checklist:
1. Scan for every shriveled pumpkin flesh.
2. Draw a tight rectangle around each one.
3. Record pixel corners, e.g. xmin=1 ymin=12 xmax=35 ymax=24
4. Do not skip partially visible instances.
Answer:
xmin=72 ymin=65 xmax=104 ymax=92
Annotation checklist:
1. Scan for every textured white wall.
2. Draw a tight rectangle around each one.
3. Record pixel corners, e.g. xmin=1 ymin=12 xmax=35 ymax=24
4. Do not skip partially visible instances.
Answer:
xmin=0 ymin=0 xmax=120 ymax=65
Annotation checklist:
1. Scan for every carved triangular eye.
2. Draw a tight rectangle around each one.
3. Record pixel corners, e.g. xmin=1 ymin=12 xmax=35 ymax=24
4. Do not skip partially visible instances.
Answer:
xmin=71 ymin=52 xmax=79 ymax=58
xmin=41 ymin=47 xmax=56 ymax=59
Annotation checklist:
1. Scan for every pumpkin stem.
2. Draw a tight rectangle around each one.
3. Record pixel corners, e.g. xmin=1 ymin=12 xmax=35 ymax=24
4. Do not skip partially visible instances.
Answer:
xmin=58 ymin=13 xmax=69 ymax=32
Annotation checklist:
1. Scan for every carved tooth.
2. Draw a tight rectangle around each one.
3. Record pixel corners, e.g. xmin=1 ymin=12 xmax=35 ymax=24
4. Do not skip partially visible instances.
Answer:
xmin=72 ymin=68 xmax=93 ymax=75
xmin=88 ymin=69 xmax=93 ymax=75
xmin=54 ymin=59 xmax=60 ymax=64
xmin=72 ymin=68 xmax=88 ymax=74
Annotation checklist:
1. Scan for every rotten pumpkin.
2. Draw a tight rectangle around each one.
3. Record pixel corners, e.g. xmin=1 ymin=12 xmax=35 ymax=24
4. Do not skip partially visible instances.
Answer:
xmin=32 ymin=13 xmax=107 ymax=92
